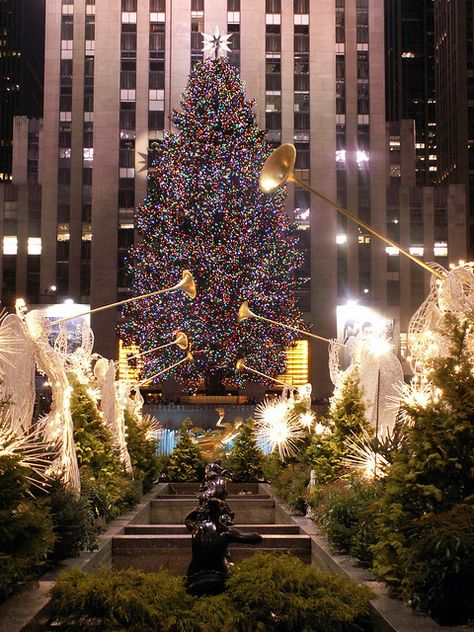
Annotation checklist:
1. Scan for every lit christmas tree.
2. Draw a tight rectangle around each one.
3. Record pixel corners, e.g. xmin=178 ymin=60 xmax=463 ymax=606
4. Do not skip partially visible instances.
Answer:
xmin=121 ymin=54 xmax=303 ymax=391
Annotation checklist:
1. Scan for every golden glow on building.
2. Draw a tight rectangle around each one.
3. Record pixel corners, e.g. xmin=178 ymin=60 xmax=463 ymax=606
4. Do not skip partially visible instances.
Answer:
xmin=278 ymin=339 xmax=309 ymax=386
xmin=118 ymin=339 xmax=142 ymax=382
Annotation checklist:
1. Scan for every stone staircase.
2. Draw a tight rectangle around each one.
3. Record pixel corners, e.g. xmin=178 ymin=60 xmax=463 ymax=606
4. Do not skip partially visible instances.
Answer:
xmin=112 ymin=483 xmax=311 ymax=574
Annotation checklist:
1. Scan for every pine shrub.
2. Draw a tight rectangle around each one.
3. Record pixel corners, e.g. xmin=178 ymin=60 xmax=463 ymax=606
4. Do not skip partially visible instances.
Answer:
xmin=161 ymin=419 xmax=205 ymax=482
xmin=0 ymin=454 xmax=55 ymax=602
xmin=125 ymin=410 xmax=161 ymax=492
xmin=69 ymin=376 xmax=138 ymax=520
xmin=223 ymin=421 xmax=264 ymax=482
xmin=372 ymin=313 xmax=474 ymax=624
xmin=47 ymin=554 xmax=372 ymax=632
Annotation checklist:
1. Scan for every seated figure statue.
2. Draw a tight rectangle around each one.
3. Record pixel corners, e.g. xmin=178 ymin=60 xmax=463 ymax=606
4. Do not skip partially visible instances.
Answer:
xmin=185 ymin=462 xmax=261 ymax=595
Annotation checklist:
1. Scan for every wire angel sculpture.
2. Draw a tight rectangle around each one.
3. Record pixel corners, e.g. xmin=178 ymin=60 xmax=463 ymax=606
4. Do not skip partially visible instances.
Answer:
xmin=17 ymin=304 xmax=81 ymax=493
xmin=94 ymin=358 xmax=133 ymax=473
xmin=0 ymin=310 xmax=36 ymax=435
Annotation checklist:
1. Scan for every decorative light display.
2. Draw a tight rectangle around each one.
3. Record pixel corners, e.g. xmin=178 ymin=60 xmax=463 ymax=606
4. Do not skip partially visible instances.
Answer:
xmin=120 ymin=57 xmax=303 ymax=389
xmin=342 ymin=428 xmax=390 ymax=480
xmin=407 ymin=261 xmax=474 ymax=374
xmin=254 ymin=384 xmax=312 ymax=459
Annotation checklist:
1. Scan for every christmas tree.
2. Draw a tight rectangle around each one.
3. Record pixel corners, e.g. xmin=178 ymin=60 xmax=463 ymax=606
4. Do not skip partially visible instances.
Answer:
xmin=121 ymin=55 xmax=303 ymax=390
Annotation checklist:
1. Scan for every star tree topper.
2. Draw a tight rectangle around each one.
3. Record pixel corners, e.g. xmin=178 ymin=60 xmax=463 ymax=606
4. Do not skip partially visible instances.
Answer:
xmin=202 ymin=26 xmax=232 ymax=59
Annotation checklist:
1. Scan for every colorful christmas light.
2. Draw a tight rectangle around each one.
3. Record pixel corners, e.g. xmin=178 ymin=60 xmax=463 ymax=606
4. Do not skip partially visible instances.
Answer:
xmin=120 ymin=57 xmax=304 ymax=389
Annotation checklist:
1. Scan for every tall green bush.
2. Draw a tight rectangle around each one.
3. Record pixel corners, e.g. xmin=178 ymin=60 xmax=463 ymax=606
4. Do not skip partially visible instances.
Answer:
xmin=69 ymin=376 xmax=137 ymax=520
xmin=125 ymin=410 xmax=161 ymax=492
xmin=372 ymin=313 xmax=474 ymax=624
xmin=0 ymin=453 xmax=54 ymax=602
xmin=161 ymin=419 xmax=205 ymax=482
xmin=223 ymin=421 xmax=264 ymax=482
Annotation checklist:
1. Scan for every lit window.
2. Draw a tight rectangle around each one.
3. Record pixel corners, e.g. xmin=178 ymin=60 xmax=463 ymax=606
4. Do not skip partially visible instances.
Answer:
xmin=409 ymin=246 xmax=424 ymax=257
xmin=385 ymin=246 xmax=399 ymax=256
xmin=59 ymin=148 xmax=71 ymax=159
xmin=434 ymin=241 xmax=448 ymax=257
xmin=3 ymin=236 xmax=18 ymax=255
xmin=336 ymin=234 xmax=347 ymax=245
xmin=83 ymin=147 xmax=94 ymax=161
xmin=27 ymin=237 xmax=42 ymax=255
xmin=401 ymin=51 xmax=415 ymax=58
xmin=356 ymin=150 xmax=370 ymax=165
xmin=336 ymin=149 xmax=346 ymax=163
xmin=358 ymin=235 xmax=371 ymax=244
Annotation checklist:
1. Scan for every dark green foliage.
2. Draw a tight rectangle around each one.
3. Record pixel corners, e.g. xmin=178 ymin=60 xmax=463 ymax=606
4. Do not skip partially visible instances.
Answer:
xmin=69 ymin=376 xmax=138 ymax=520
xmin=309 ymin=477 xmax=382 ymax=567
xmin=46 ymin=477 xmax=99 ymax=561
xmin=304 ymin=368 xmax=370 ymax=487
xmin=226 ymin=553 xmax=372 ymax=632
xmin=223 ymin=421 xmax=264 ymax=482
xmin=124 ymin=411 xmax=161 ymax=492
xmin=329 ymin=368 xmax=371 ymax=448
xmin=48 ymin=566 xmax=195 ymax=632
xmin=303 ymin=431 xmax=342 ymax=486
xmin=373 ymin=314 xmax=474 ymax=624
xmin=262 ymin=453 xmax=310 ymax=513
xmin=0 ymin=454 xmax=55 ymax=602
xmin=47 ymin=554 xmax=372 ymax=632
xmin=402 ymin=504 xmax=474 ymax=625
xmin=161 ymin=419 xmax=205 ymax=482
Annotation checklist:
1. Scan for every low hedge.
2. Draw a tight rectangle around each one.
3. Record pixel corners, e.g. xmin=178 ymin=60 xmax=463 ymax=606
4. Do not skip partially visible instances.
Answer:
xmin=47 ymin=553 xmax=373 ymax=632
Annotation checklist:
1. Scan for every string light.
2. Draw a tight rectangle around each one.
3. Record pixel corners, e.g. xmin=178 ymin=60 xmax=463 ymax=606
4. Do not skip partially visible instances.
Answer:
xmin=120 ymin=57 xmax=303 ymax=389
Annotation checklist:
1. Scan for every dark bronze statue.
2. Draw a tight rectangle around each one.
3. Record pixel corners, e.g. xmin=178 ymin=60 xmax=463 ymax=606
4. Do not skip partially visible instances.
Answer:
xmin=185 ymin=462 xmax=262 ymax=595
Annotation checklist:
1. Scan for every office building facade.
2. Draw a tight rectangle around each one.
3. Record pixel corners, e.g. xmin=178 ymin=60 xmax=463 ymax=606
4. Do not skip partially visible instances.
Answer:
xmin=0 ymin=0 xmax=468 ymax=397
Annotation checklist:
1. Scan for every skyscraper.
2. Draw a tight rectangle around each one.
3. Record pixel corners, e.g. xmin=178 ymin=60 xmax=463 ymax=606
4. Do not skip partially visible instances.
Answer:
xmin=434 ymin=0 xmax=474 ymax=254
xmin=0 ymin=0 xmax=468 ymax=398
xmin=385 ymin=0 xmax=436 ymax=185
xmin=0 ymin=0 xmax=44 ymax=181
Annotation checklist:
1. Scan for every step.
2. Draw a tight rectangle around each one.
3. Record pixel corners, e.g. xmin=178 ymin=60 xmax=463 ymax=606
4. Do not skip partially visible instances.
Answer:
xmin=150 ymin=497 xmax=276 ymax=524
xmin=124 ymin=524 xmax=301 ymax=535
xmin=112 ymin=534 xmax=311 ymax=574
xmin=154 ymin=494 xmax=270 ymax=500
xmin=164 ymin=482 xmax=260 ymax=495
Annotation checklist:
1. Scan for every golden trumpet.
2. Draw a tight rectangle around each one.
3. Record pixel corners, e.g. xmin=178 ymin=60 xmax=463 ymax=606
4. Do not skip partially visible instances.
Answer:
xmin=238 ymin=300 xmax=345 ymax=347
xmin=135 ymin=350 xmax=194 ymax=388
xmin=126 ymin=331 xmax=189 ymax=361
xmin=51 ymin=269 xmax=197 ymax=326
xmin=259 ymin=144 xmax=443 ymax=280
xmin=235 ymin=358 xmax=290 ymax=387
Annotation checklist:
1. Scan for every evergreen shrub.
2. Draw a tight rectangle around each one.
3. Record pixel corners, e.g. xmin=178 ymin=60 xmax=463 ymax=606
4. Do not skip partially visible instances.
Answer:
xmin=125 ymin=411 xmax=161 ymax=492
xmin=161 ymin=419 xmax=205 ymax=482
xmin=223 ymin=421 xmax=264 ymax=482
xmin=372 ymin=314 xmax=474 ymax=624
xmin=47 ymin=554 xmax=372 ymax=632
xmin=46 ymin=477 xmax=99 ymax=561
xmin=0 ymin=454 xmax=54 ymax=602
xmin=309 ymin=477 xmax=382 ymax=566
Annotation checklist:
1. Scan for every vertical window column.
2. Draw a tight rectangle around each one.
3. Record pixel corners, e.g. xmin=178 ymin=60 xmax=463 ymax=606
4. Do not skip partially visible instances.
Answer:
xmin=56 ymin=1 xmax=74 ymax=297
xmin=227 ymin=0 xmax=240 ymax=69
xmin=191 ymin=0 xmax=204 ymax=68
xmin=149 ymin=1 xmax=165 ymax=138
xmin=265 ymin=0 xmax=281 ymax=146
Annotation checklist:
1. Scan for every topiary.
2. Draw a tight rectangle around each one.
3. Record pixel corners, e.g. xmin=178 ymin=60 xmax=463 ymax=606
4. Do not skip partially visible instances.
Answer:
xmin=223 ymin=421 xmax=264 ymax=482
xmin=161 ymin=419 xmax=205 ymax=482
